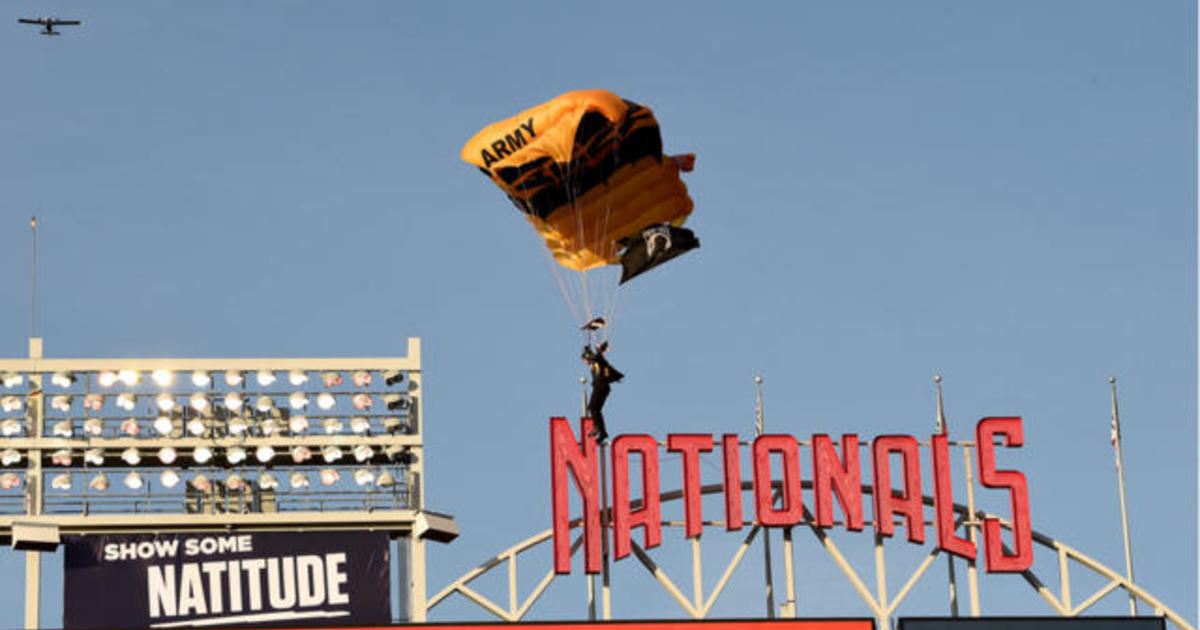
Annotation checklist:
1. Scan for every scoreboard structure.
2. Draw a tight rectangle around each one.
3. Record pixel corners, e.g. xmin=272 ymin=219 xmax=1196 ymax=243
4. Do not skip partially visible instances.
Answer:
xmin=0 ymin=337 xmax=458 ymax=628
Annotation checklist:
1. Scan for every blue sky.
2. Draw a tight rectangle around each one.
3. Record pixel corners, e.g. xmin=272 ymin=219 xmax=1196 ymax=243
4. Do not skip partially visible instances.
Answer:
xmin=0 ymin=1 xmax=1195 ymax=627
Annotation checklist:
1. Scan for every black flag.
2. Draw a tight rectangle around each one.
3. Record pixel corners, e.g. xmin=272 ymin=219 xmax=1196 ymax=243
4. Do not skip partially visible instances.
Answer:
xmin=618 ymin=224 xmax=700 ymax=284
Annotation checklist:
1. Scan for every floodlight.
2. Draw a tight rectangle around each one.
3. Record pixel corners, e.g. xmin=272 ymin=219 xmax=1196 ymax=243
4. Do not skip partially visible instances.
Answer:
xmin=89 ymin=474 xmax=109 ymax=491
xmin=289 ymin=471 xmax=309 ymax=489
xmin=352 ymin=393 xmax=373 ymax=411
xmin=224 ymin=392 xmax=244 ymax=411
xmin=227 ymin=446 xmax=247 ymax=465
xmin=1 ymin=449 xmax=22 ymax=465
xmin=384 ymin=394 xmax=406 ymax=410
xmin=189 ymin=393 xmax=209 ymax=413
xmin=160 ymin=470 xmax=180 ymax=488
xmin=156 ymin=393 xmax=176 ymax=412
xmin=321 ymin=445 xmax=343 ymax=463
xmin=382 ymin=417 xmax=404 ymax=433
xmin=151 ymin=369 xmax=173 ymax=387
xmin=51 ymin=449 xmax=72 ymax=466
xmin=321 ymin=371 xmax=343 ymax=387
xmin=115 ymin=393 xmax=137 ymax=411
xmin=153 ymin=416 xmax=174 ymax=436
xmin=83 ymin=417 xmax=103 ymax=436
xmin=2 ymin=372 xmax=23 ymax=388
xmin=84 ymin=448 xmax=104 ymax=466
xmin=120 ymin=418 xmax=140 ymax=436
xmin=322 ymin=417 xmax=344 ymax=434
xmin=288 ymin=370 xmax=308 ymax=386
xmin=122 ymin=448 xmax=141 ymax=465
xmin=51 ymin=474 xmax=72 ymax=490
xmin=317 ymin=392 xmax=336 ymax=410
xmin=193 ymin=446 xmax=213 ymax=464
xmin=353 ymin=444 xmax=374 ymax=462
xmin=0 ymin=472 xmax=21 ymax=489
xmin=191 ymin=370 xmax=212 ymax=387
xmin=187 ymin=418 xmax=207 ymax=436
xmin=1 ymin=396 xmax=23 ymax=413
xmin=352 ymin=370 xmax=372 ymax=387
xmin=290 ymin=445 xmax=313 ymax=463
xmin=117 ymin=370 xmax=139 ymax=386
xmin=354 ymin=468 xmax=375 ymax=486
xmin=52 ymin=371 xmax=76 ymax=388
xmin=158 ymin=447 xmax=178 ymax=465
xmin=124 ymin=472 xmax=144 ymax=490
xmin=260 ymin=418 xmax=280 ymax=436
xmin=226 ymin=474 xmax=246 ymax=490
xmin=97 ymin=371 xmax=118 ymax=388
xmin=383 ymin=370 xmax=404 ymax=386
xmin=259 ymin=473 xmax=279 ymax=490
xmin=350 ymin=416 xmax=370 ymax=434
xmin=227 ymin=415 xmax=249 ymax=435
xmin=254 ymin=395 xmax=275 ymax=412
xmin=376 ymin=470 xmax=396 ymax=487
xmin=1 ymin=418 xmax=22 ymax=436
xmin=255 ymin=445 xmax=275 ymax=463
xmin=225 ymin=370 xmax=244 ymax=386
xmin=255 ymin=370 xmax=276 ymax=386
xmin=83 ymin=393 xmax=103 ymax=411
xmin=52 ymin=420 xmax=73 ymax=438
xmin=289 ymin=415 xmax=309 ymax=433
xmin=50 ymin=395 xmax=72 ymax=412
xmin=288 ymin=392 xmax=308 ymax=410
xmin=320 ymin=468 xmax=340 ymax=486
xmin=192 ymin=474 xmax=212 ymax=493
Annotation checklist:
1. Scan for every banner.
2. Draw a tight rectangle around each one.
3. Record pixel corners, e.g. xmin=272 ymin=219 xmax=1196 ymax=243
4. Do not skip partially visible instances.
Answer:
xmin=64 ymin=531 xmax=390 ymax=629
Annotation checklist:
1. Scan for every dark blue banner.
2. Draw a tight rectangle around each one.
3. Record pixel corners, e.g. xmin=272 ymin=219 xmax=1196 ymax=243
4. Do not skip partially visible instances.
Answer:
xmin=64 ymin=531 xmax=391 ymax=629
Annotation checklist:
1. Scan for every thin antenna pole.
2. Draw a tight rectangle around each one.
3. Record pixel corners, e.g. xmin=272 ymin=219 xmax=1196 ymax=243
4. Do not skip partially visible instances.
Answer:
xmin=29 ymin=216 xmax=37 ymax=340
xmin=755 ymin=375 xmax=776 ymax=618
xmin=1109 ymin=377 xmax=1138 ymax=615
xmin=935 ymin=375 xmax=959 ymax=616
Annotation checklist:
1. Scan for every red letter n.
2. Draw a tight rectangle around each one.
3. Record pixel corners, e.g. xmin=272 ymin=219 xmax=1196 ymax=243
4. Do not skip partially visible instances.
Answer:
xmin=811 ymin=434 xmax=864 ymax=531
xmin=550 ymin=417 xmax=601 ymax=574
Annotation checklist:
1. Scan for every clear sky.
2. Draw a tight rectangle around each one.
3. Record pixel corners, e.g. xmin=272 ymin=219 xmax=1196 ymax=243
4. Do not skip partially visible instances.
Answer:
xmin=0 ymin=1 xmax=1195 ymax=627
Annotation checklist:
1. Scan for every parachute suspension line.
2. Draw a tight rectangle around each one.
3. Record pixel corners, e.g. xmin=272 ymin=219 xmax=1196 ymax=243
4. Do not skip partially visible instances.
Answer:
xmin=544 ymin=246 xmax=582 ymax=325
xmin=566 ymin=158 xmax=596 ymax=326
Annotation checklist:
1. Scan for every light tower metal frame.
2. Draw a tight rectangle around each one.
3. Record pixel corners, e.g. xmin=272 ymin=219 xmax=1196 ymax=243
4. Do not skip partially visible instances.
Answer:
xmin=0 ymin=337 xmax=456 ymax=629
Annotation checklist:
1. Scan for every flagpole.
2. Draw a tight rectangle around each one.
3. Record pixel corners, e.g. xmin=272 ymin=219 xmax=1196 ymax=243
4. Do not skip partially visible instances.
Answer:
xmin=1109 ymin=376 xmax=1137 ymax=615
xmin=755 ymin=375 xmax=776 ymax=618
xmin=935 ymin=375 xmax=959 ymax=617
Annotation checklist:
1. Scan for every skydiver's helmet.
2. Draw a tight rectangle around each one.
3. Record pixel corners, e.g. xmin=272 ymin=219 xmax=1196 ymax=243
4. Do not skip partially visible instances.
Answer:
xmin=581 ymin=345 xmax=596 ymax=362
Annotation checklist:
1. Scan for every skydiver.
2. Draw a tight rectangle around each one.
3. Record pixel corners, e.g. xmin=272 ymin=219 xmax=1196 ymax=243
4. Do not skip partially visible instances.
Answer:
xmin=582 ymin=341 xmax=623 ymax=443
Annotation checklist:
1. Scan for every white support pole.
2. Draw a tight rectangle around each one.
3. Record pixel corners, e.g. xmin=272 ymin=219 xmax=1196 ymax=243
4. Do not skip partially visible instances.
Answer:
xmin=25 ymin=337 xmax=43 ymax=630
xmin=754 ymin=376 xmax=775 ymax=618
xmin=782 ymin=527 xmax=797 ymax=617
xmin=1109 ymin=377 xmax=1138 ymax=616
xmin=963 ymin=446 xmax=981 ymax=616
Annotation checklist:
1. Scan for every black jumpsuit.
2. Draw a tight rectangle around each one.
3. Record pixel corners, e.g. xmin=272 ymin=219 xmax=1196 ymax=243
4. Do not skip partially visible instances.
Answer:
xmin=586 ymin=350 xmax=623 ymax=442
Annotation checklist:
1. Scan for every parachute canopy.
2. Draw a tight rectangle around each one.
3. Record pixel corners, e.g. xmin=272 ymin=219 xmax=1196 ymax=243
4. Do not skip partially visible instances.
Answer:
xmin=461 ymin=90 xmax=698 ymax=281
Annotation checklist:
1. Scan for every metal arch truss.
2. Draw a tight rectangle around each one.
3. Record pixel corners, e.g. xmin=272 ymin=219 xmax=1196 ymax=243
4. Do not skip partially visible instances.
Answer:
xmin=427 ymin=481 xmax=1194 ymax=630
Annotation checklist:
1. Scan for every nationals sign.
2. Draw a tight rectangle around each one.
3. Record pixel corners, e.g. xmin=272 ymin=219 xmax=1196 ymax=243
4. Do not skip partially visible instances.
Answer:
xmin=64 ymin=531 xmax=390 ymax=629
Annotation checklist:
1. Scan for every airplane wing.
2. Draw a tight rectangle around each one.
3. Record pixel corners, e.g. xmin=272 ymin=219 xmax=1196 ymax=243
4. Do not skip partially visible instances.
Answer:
xmin=51 ymin=20 xmax=81 ymax=25
xmin=17 ymin=19 xmax=43 ymax=24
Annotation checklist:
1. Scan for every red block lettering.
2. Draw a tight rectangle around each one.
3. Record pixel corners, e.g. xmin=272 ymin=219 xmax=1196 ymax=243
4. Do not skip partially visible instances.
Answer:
xmin=931 ymin=433 xmax=975 ymax=559
xmin=612 ymin=434 xmax=662 ymax=560
xmin=871 ymin=435 xmax=925 ymax=544
xmin=549 ymin=417 xmax=601 ymax=574
xmin=752 ymin=435 xmax=804 ymax=526
xmin=976 ymin=417 xmax=1033 ymax=572
xmin=667 ymin=434 xmax=713 ymax=539
xmin=811 ymin=434 xmax=864 ymax=530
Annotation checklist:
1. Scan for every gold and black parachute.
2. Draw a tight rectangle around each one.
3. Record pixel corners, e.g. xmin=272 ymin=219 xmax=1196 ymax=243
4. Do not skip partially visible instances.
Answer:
xmin=461 ymin=90 xmax=698 ymax=288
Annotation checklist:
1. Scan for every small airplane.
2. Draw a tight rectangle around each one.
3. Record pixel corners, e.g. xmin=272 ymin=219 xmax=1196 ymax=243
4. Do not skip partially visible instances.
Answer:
xmin=17 ymin=17 xmax=81 ymax=36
